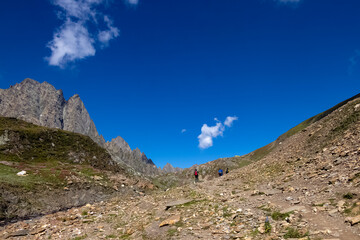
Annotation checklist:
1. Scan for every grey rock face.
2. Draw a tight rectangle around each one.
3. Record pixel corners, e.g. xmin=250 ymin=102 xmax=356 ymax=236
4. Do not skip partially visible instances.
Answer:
xmin=105 ymin=138 xmax=159 ymax=176
xmin=63 ymin=94 xmax=105 ymax=145
xmin=0 ymin=79 xmax=65 ymax=129
xmin=0 ymin=79 xmax=158 ymax=175
xmin=162 ymin=163 xmax=182 ymax=174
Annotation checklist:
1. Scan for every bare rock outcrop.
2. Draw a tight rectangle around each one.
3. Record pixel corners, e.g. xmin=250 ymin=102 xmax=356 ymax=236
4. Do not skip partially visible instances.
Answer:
xmin=162 ymin=163 xmax=182 ymax=173
xmin=0 ymin=79 xmax=65 ymax=129
xmin=0 ymin=79 xmax=157 ymax=175
xmin=105 ymin=137 xmax=159 ymax=176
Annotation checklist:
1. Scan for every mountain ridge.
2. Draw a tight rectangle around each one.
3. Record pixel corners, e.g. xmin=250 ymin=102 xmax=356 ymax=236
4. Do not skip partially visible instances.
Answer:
xmin=0 ymin=78 xmax=159 ymax=176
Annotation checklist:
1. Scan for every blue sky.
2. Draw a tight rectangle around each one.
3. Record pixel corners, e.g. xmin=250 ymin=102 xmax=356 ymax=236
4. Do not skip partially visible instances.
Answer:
xmin=0 ymin=0 xmax=360 ymax=168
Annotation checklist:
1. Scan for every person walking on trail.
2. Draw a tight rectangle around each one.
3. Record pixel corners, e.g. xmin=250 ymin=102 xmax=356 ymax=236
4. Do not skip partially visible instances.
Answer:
xmin=226 ymin=168 xmax=229 ymax=174
xmin=194 ymin=169 xmax=199 ymax=182
xmin=218 ymin=168 xmax=223 ymax=177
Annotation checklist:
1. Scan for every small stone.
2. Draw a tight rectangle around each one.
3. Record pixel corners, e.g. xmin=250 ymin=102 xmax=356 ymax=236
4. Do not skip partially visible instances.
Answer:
xmin=159 ymin=215 xmax=181 ymax=227
xmin=345 ymin=215 xmax=360 ymax=225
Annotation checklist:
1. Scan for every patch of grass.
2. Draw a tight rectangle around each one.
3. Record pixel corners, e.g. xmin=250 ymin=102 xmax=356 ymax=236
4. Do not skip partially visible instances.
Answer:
xmin=0 ymin=163 xmax=66 ymax=189
xmin=81 ymin=211 xmax=88 ymax=216
xmin=343 ymin=193 xmax=354 ymax=199
xmin=265 ymin=221 xmax=272 ymax=233
xmin=329 ymin=198 xmax=336 ymax=206
xmin=332 ymin=108 xmax=360 ymax=134
xmin=250 ymin=228 xmax=259 ymax=237
xmin=174 ymin=220 xmax=185 ymax=228
xmin=119 ymin=234 xmax=131 ymax=239
xmin=344 ymin=208 xmax=352 ymax=214
xmin=222 ymin=206 xmax=232 ymax=218
xmin=271 ymin=211 xmax=292 ymax=221
xmin=283 ymin=227 xmax=309 ymax=239
xmin=257 ymin=205 xmax=271 ymax=212
xmin=344 ymin=203 xmax=360 ymax=216
xmin=105 ymin=235 xmax=117 ymax=239
xmin=167 ymin=228 xmax=177 ymax=236
xmin=177 ymin=199 xmax=204 ymax=208
xmin=250 ymin=143 xmax=274 ymax=162
xmin=71 ymin=235 xmax=88 ymax=240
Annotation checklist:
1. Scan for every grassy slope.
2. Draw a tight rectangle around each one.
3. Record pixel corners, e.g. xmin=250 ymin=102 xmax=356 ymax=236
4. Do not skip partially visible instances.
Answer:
xmin=0 ymin=117 xmax=127 ymax=221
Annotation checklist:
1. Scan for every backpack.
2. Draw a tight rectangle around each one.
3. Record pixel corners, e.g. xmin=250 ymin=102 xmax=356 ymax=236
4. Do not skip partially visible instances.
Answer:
xmin=194 ymin=170 xmax=198 ymax=176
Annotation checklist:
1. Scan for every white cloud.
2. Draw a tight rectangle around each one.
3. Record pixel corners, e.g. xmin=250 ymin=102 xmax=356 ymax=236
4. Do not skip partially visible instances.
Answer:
xmin=124 ymin=0 xmax=139 ymax=5
xmin=224 ymin=116 xmax=238 ymax=127
xmin=198 ymin=122 xmax=225 ymax=149
xmin=181 ymin=129 xmax=187 ymax=133
xmin=198 ymin=116 xmax=237 ymax=149
xmin=47 ymin=0 xmax=122 ymax=67
xmin=47 ymin=19 xmax=95 ymax=67
xmin=98 ymin=16 xmax=120 ymax=46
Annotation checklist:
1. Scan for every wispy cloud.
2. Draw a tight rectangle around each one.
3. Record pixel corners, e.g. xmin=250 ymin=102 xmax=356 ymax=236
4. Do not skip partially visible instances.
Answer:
xmin=98 ymin=16 xmax=120 ymax=47
xmin=124 ymin=0 xmax=139 ymax=5
xmin=46 ymin=0 xmax=132 ymax=68
xmin=348 ymin=50 xmax=360 ymax=75
xmin=198 ymin=116 xmax=238 ymax=149
xmin=224 ymin=116 xmax=238 ymax=127
xmin=181 ymin=129 xmax=187 ymax=133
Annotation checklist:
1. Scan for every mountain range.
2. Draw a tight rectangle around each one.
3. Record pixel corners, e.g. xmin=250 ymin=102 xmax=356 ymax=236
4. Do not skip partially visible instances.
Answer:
xmin=0 ymin=79 xmax=178 ymax=176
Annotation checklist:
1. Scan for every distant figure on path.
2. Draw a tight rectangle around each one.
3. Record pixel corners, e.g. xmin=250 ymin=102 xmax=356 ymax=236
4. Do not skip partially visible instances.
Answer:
xmin=226 ymin=168 xmax=229 ymax=174
xmin=218 ymin=168 xmax=223 ymax=177
xmin=194 ymin=169 xmax=199 ymax=182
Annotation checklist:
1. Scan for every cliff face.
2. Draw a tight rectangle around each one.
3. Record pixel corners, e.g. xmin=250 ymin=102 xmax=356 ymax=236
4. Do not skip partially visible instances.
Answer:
xmin=0 ymin=79 xmax=65 ymax=130
xmin=105 ymin=137 xmax=159 ymax=176
xmin=0 ymin=79 xmax=158 ymax=175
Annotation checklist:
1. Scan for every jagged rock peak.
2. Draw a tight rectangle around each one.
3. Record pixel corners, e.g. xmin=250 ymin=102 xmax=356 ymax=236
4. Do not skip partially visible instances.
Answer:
xmin=162 ymin=163 xmax=182 ymax=173
xmin=0 ymin=78 xmax=104 ymax=145
xmin=107 ymin=136 xmax=132 ymax=153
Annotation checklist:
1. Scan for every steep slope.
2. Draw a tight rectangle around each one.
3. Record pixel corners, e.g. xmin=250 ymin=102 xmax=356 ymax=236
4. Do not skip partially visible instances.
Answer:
xmin=172 ymin=93 xmax=360 ymax=183
xmin=0 ymin=117 xmax=153 ymax=223
xmin=0 ymin=79 xmax=158 ymax=176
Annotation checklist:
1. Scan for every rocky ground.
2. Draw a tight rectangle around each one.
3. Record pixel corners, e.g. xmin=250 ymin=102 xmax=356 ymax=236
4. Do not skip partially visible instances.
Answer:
xmin=1 ymin=95 xmax=360 ymax=239
xmin=1 ymin=159 xmax=360 ymax=240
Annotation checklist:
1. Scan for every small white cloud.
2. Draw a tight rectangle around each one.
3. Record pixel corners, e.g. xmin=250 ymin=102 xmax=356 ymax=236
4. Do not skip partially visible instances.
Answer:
xmin=198 ymin=122 xmax=225 ymax=149
xmin=98 ymin=16 xmax=120 ymax=46
xmin=47 ymin=19 xmax=96 ymax=67
xmin=47 ymin=0 xmax=128 ymax=67
xmin=224 ymin=116 xmax=238 ymax=127
xmin=181 ymin=129 xmax=187 ymax=133
xmin=198 ymin=116 xmax=238 ymax=149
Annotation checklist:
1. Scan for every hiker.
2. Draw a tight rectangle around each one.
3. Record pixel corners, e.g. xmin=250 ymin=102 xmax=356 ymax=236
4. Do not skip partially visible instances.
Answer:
xmin=194 ymin=169 xmax=199 ymax=182
xmin=218 ymin=168 xmax=223 ymax=177
xmin=226 ymin=168 xmax=229 ymax=174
